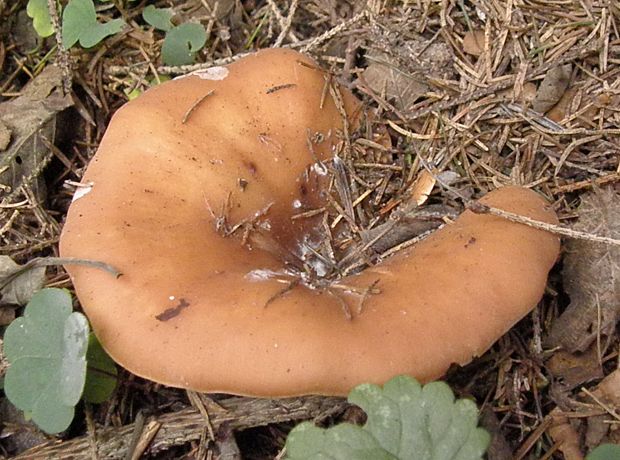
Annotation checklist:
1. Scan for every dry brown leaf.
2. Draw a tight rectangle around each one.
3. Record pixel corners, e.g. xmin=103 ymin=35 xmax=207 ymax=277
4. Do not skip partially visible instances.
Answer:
xmin=499 ymin=82 xmax=537 ymax=103
xmin=479 ymin=408 xmax=513 ymax=460
xmin=584 ymin=369 xmax=620 ymax=449
xmin=0 ymin=255 xmax=46 ymax=306
xmin=363 ymin=52 xmax=429 ymax=112
xmin=0 ymin=64 xmax=73 ymax=202
xmin=546 ymin=345 xmax=603 ymax=390
xmin=203 ymin=0 xmax=236 ymax=20
xmin=547 ymin=86 xmax=578 ymax=122
xmin=579 ymin=92 xmax=620 ymax=126
xmin=522 ymin=82 xmax=538 ymax=103
xmin=0 ymin=305 xmax=15 ymax=326
xmin=547 ymin=187 xmax=620 ymax=352
xmin=548 ymin=370 xmax=620 ymax=454
xmin=462 ymin=30 xmax=485 ymax=56
xmin=548 ymin=408 xmax=584 ymax=460
xmin=533 ymin=64 xmax=572 ymax=113
xmin=0 ymin=398 xmax=48 ymax=455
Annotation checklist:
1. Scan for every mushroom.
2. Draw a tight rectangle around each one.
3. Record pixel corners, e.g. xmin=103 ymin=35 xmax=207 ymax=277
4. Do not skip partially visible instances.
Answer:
xmin=60 ymin=49 xmax=560 ymax=397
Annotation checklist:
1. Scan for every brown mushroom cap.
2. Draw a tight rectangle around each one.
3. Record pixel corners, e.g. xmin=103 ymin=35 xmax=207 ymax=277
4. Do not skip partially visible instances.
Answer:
xmin=60 ymin=49 xmax=560 ymax=397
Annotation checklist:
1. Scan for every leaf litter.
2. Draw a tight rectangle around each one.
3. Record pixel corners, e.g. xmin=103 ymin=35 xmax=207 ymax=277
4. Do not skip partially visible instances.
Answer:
xmin=547 ymin=188 xmax=620 ymax=354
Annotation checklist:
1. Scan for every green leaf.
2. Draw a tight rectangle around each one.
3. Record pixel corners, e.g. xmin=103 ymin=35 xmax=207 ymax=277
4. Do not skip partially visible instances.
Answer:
xmin=286 ymin=422 xmax=397 ymax=460
xmin=27 ymin=0 xmax=54 ymax=38
xmin=285 ymin=376 xmax=490 ymax=460
xmin=143 ymin=5 xmax=174 ymax=32
xmin=82 ymin=333 xmax=117 ymax=404
xmin=79 ymin=17 xmax=124 ymax=48
xmin=62 ymin=0 xmax=125 ymax=49
xmin=161 ymin=23 xmax=207 ymax=66
xmin=4 ymin=288 xmax=89 ymax=434
xmin=587 ymin=444 xmax=620 ymax=460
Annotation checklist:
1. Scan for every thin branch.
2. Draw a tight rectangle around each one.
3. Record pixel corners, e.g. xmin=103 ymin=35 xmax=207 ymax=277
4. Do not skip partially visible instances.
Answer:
xmin=16 ymin=395 xmax=346 ymax=460
xmin=274 ymin=0 xmax=299 ymax=47
xmin=47 ymin=0 xmax=72 ymax=93
xmin=0 ymin=257 xmax=121 ymax=291
xmin=469 ymin=202 xmax=620 ymax=246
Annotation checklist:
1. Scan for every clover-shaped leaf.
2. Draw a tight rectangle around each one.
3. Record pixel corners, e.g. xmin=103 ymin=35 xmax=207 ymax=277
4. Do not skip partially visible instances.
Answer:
xmin=27 ymin=0 xmax=54 ymax=37
xmin=143 ymin=5 xmax=174 ymax=32
xmin=161 ymin=23 xmax=207 ymax=66
xmin=62 ymin=0 xmax=125 ymax=49
xmin=4 ymin=288 xmax=89 ymax=434
xmin=285 ymin=376 xmax=490 ymax=460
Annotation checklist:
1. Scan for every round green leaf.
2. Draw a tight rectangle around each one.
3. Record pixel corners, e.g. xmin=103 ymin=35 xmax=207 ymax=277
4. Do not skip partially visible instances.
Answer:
xmin=82 ymin=333 xmax=118 ymax=404
xmin=4 ymin=288 xmax=90 ymax=434
xmin=143 ymin=5 xmax=174 ymax=32
xmin=62 ymin=0 xmax=125 ymax=49
xmin=161 ymin=23 xmax=207 ymax=66
xmin=80 ymin=17 xmax=124 ymax=48
xmin=27 ymin=0 xmax=54 ymax=38
xmin=61 ymin=0 xmax=96 ymax=48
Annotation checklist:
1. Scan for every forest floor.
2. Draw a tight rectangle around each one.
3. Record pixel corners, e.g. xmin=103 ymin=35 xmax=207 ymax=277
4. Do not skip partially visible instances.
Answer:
xmin=0 ymin=0 xmax=619 ymax=459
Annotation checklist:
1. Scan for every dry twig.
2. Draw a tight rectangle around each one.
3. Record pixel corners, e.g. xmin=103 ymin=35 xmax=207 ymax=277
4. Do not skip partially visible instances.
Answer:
xmin=15 ymin=395 xmax=345 ymax=460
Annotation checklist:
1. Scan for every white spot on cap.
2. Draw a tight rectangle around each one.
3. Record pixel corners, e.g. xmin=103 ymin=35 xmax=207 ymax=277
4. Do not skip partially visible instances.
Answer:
xmin=292 ymin=199 xmax=302 ymax=209
xmin=245 ymin=269 xmax=282 ymax=281
xmin=176 ymin=66 xmax=229 ymax=81
xmin=169 ymin=295 xmax=175 ymax=301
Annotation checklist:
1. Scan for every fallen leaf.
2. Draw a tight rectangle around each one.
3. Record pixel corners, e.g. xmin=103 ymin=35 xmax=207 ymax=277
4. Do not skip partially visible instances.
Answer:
xmin=0 ymin=398 xmax=48 ymax=455
xmin=0 ymin=64 xmax=73 ymax=202
xmin=547 ymin=86 xmax=578 ymax=122
xmin=522 ymin=82 xmax=538 ymax=103
xmin=546 ymin=187 xmax=620 ymax=352
xmin=584 ymin=369 xmax=620 ymax=449
xmin=462 ymin=30 xmax=485 ymax=56
xmin=546 ymin=345 xmax=603 ymax=390
xmin=585 ymin=416 xmax=609 ymax=452
xmin=532 ymin=64 xmax=572 ymax=113
xmin=499 ymin=82 xmax=537 ymax=103
xmin=13 ymin=10 xmax=41 ymax=53
xmin=579 ymin=92 xmax=620 ymax=126
xmin=0 ymin=305 xmax=16 ymax=325
xmin=548 ymin=408 xmax=584 ymax=460
xmin=547 ymin=370 xmax=620 ymax=456
xmin=203 ymin=0 xmax=236 ymax=20
xmin=214 ymin=423 xmax=241 ymax=459
xmin=363 ymin=51 xmax=429 ymax=112
xmin=479 ymin=408 xmax=513 ymax=460
xmin=0 ymin=256 xmax=46 ymax=306
xmin=360 ymin=29 xmax=454 ymax=113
